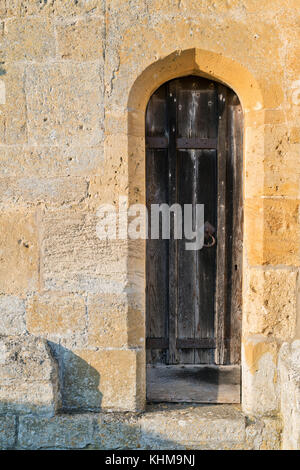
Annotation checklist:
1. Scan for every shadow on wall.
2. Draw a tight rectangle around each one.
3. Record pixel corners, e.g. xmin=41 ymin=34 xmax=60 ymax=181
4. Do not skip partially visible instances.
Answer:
xmin=48 ymin=342 xmax=103 ymax=412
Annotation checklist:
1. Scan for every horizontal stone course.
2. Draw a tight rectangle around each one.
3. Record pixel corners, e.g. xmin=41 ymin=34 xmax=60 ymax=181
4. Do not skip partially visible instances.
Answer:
xmin=13 ymin=405 xmax=281 ymax=450
xmin=18 ymin=414 xmax=94 ymax=450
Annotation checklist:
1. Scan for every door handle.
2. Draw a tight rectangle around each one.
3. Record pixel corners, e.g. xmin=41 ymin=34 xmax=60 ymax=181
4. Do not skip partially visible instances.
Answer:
xmin=203 ymin=221 xmax=216 ymax=248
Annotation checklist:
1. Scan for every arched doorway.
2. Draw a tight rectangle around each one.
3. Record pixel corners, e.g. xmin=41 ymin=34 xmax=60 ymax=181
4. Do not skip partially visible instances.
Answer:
xmin=146 ymin=76 xmax=243 ymax=403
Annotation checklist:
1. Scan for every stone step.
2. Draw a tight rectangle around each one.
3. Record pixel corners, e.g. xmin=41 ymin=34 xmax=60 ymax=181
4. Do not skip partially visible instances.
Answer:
xmin=7 ymin=404 xmax=281 ymax=450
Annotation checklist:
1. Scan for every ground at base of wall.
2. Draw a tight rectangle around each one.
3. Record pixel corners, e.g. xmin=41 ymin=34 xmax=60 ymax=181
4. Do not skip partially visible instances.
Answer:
xmin=0 ymin=404 xmax=282 ymax=450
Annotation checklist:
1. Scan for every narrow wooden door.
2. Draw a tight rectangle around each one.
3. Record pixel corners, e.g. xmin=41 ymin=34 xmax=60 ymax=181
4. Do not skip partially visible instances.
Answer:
xmin=146 ymin=76 xmax=243 ymax=403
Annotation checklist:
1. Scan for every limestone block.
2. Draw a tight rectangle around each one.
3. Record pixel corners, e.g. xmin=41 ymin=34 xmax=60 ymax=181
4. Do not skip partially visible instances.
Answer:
xmin=244 ymin=269 xmax=297 ymax=340
xmin=3 ymin=17 xmax=55 ymax=61
xmin=263 ymin=199 xmax=300 ymax=266
xmin=87 ymin=134 xmax=131 ymax=205
xmin=0 ymin=210 xmax=38 ymax=295
xmin=0 ymin=176 xmax=88 ymax=207
xmin=94 ymin=413 xmax=140 ymax=450
xmin=0 ymin=295 xmax=26 ymax=335
xmin=263 ymin=125 xmax=300 ymax=198
xmin=52 ymin=0 xmax=105 ymax=17
xmin=0 ymin=416 xmax=16 ymax=450
xmin=56 ymin=16 xmax=104 ymax=60
xmin=244 ymin=126 xmax=264 ymax=199
xmin=25 ymin=62 xmax=104 ymax=146
xmin=18 ymin=414 xmax=94 ymax=450
xmin=0 ymin=335 xmax=60 ymax=416
xmin=0 ymin=64 xmax=27 ymax=145
xmin=245 ymin=417 xmax=282 ymax=450
xmin=0 ymin=145 xmax=104 ymax=178
xmin=279 ymin=340 xmax=300 ymax=450
xmin=139 ymin=404 xmax=245 ymax=448
xmin=245 ymin=198 xmax=300 ymax=266
xmin=127 ymin=295 xmax=145 ymax=349
xmin=26 ymin=293 xmax=87 ymax=349
xmin=87 ymin=293 xmax=128 ymax=348
xmin=41 ymin=208 xmax=128 ymax=293
xmin=242 ymin=335 xmax=279 ymax=416
xmin=2 ymin=0 xmax=104 ymax=17
xmin=61 ymin=349 xmax=141 ymax=411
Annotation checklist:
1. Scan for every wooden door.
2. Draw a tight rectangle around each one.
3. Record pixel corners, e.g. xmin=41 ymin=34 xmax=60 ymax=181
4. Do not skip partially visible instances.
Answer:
xmin=146 ymin=76 xmax=243 ymax=403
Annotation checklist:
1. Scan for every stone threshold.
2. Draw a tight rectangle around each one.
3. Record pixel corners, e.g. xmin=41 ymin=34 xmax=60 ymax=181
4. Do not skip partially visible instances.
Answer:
xmin=0 ymin=404 xmax=282 ymax=450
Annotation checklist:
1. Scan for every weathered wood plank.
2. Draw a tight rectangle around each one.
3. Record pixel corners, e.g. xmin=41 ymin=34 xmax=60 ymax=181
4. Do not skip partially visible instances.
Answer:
xmin=167 ymin=80 xmax=178 ymax=364
xmin=146 ymin=136 xmax=168 ymax=148
xmin=176 ymin=338 xmax=216 ymax=349
xmin=215 ymin=84 xmax=228 ymax=365
xmin=146 ymin=84 xmax=169 ymax=364
xmin=226 ymin=93 xmax=243 ymax=364
xmin=176 ymin=137 xmax=217 ymax=149
xmin=147 ymin=364 xmax=241 ymax=403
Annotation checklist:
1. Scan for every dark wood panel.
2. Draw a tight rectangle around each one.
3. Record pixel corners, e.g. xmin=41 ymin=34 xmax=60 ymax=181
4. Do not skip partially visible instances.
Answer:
xmin=146 ymin=136 xmax=168 ymax=149
xmin=147 ymin=365 xmax=241 ymax=403
xmin=146 ymin=149 xmax=169 ymax=364
xmin=176 ymin=338 xmax=216 ymax=349
xmin=146 ymin=338 xmax=169 ymax=349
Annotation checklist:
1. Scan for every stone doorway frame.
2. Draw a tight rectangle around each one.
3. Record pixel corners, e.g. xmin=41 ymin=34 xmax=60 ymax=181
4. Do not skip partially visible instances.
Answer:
xmin=127 ymin=48 xmax=269 ymax=414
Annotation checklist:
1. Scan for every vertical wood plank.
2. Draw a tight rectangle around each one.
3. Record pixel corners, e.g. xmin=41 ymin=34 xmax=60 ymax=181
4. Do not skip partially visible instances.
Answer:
xmin=226 ymin=93 xmax=243 ymax=364
xmin=167 ymin=79 xmax=178 ymax=364
xmin=177 ymin=148 xmax=197 ymax=364
xmin=195 ymin=149 xmax=217 ymax=364
xmin=146 ymin=85 xmax=169 ymax=364
xmin=215 ymin=84 xmax=228 ymax=365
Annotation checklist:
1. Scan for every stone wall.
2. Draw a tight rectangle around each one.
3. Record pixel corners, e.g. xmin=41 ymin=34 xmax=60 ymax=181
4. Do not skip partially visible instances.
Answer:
xmin=0 ymin=0 xmax=299 ymax=449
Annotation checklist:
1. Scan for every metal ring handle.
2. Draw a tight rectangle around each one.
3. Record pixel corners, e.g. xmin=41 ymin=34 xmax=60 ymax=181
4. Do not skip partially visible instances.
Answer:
xmin=203 ymin=234 xmax=216 ymax=248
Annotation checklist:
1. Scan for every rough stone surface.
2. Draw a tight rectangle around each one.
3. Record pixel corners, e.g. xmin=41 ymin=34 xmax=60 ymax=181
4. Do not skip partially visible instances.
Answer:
xmin=0 ymin=335 xmax=60 ymax=416
xmin=18 ymin=414 xmax=94 ymax=450
xmin=0 ymin=210 xmax=38 ymax=295
xmin=25 ymin=63 xmax=104 ymax=146
xmin=139 ymin=404 xmax=246 ymax=450
xmin=26 ymin=293 xmax=87 ymax=348
xmin=41 ymin=209 xmax=128 ymax=293
xmin=245 ymin=417 xmax=282 ymax=450
xmin=0 ymin=295 xmax=26 ymax=335
xmin=56 ymin=16 xmax=105 ymax=61
xmin=87 ymin=293 xmax=128 ymax=348
xmin=0 ymin=176 xmax=89 ymax=207
xmin=0 ymin=415 xmax=16 ymax=450
xmin=3 ymin=17 xmax=56 ymax=62
xmin=0 ymin=145 xmax=104 ymax=179
xmin=242 ymin=335 xmax=279 ymax=417
xmin=244 ymin=269 xmax=297 ymax=340
xmin=279 ymin=341 xmax=300 ymax=450
xmin=93 ymin=412 xmax=141 ymax=450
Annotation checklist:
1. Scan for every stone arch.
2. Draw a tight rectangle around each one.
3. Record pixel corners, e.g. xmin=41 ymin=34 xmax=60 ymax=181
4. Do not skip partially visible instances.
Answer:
xmin=126 ymin=48 xmax=265 ymax=410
